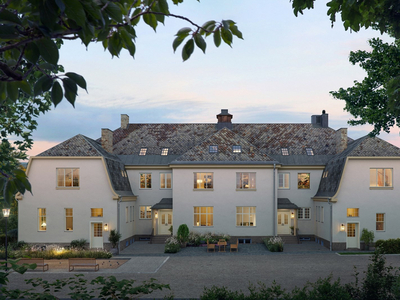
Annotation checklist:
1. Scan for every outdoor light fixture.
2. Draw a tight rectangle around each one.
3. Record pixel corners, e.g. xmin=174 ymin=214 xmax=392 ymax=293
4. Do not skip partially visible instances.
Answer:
xmin=340 ymin=223 xmax=345 ymax=231
xmin=155 ymin=212 xmax=158 ymax=219
xmin=103 ymin=223 xmax=109 ymax=231
xmin=3 ymin=208 xmax=10 ymax=271
xmin=291 ymin=211 xmax=294 ymax=219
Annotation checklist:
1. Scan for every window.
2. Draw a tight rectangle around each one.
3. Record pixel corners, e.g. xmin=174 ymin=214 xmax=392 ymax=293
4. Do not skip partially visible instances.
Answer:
xmin=347 ymin=223 xmax=356 ymax=237
xmin=126 ymin=206 xmax=129 ymax=223
xmin=278 ymin=173 xmax=290 ymax=189
xmin=236 ymin=207 xmax=256 ymax=226
xmin=139 ymin=148 xmax=147 ymax=155
xmin=91 ymin=208 xmax=103 ymax=217
xmin=376 ymin=213 xmax=385 ymax=231
xmin=347 ymin=208 xmax=359 ymax=217
xmin=323 ymin=171 xmax=329 ymax=178
xmin=160 ymin=173 xmax=172 ymax=189
xmin=194 ymin=207 xmax=213 ymax=226
xmin=209 ymin=145 xmax=218 ymax=153
xmin=306 ymin=148 xmax=314 ymax=155
xmin=298 ymin=173 xmax=310 ymax=189
xmin=236 ymin=172 xmax=256 ymax=189
xmin=140 ymin=173 xmax=152 ymax=189
xmin=281 ymin=148 xmax=289 ymax=155
xmin=57 ymin=168 xmax=79 ymax=188
xmin=194 ymin=173 xmax=213 ymax=189
xmin=370 ymin=168 xmax=392 ymax=187
xmin=65 ymin=208 xmax=73 ymax=231
xmin=161 ymin=148 xmax=168 ymax=155
xmin=140 ymin=206 xmax=152 ymax=219
xmin=93 ymin=223 xmax=102 ymax=237
xmin=38 ymin=208 xmax=46 ymax=231
xmin=297 ymin=208 xmax=311 ymax=219
xmin=232 ymin=145 xmax=242 ymax=153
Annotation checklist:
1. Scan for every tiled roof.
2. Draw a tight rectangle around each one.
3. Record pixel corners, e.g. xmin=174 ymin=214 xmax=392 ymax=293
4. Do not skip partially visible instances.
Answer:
xmin=314 ymin=136 xmax=400 ymax=198
xmin=278 ymin=198 xmax=299 ymax=209
xmin=151 ymin=198 xmax=173 ymax=210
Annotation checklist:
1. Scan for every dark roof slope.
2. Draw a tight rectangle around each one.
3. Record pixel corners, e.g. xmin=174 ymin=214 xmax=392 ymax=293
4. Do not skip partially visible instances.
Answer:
xmin=314 ymin=136 xmax=400 ymax=198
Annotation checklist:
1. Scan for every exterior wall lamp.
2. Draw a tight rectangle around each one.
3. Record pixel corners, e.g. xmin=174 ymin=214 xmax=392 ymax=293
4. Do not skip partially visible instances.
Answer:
xmin=155 ymin=212 xmax=158 ymax=219
xmin=103 ymin=223 xmax=109 ymax=232
xmin=291 ymin=211 xmax=294 ymax=219
xmin=340 ymin=223 xmax=345 ymax=232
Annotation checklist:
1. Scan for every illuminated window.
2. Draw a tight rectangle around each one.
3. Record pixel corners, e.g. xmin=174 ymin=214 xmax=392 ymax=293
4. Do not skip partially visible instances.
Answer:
xmin=139 ymin=148 xmax=147 ymax=155
xmin=306 ymin=148 xmax=314 ymax=155
xmin=65 ymin=208 xmax=73 ymax=231
xmin=236 ymin=172 xmax=256 ymax=189
xmin=194 ymin=207 xmax=213 ymax=226
xmin=370 ymin=168 xmax=392 ymax=187
xmin=160 ymin=173 xmax=172 ymax=189
xmin=140 ymin=206 xmax=152 ymax=219
xmin=194 ymin=173 xmax=213 ymax=189
xmin=209 ymin=145 xmax=218 ymax=153
xmin=347 ymin=208 xmax=359 ymax=217
xmin=281 ymin=148 xmax=289 ymax=155
xmin=298 ymin=173 xmax=310 ymax=189
xmin=236 ymin=207 xmax=256 ymax=226
xmin=57 ymin=168 xmax=79 ymax=188
xmin=91 ymin=208 xmax=103 ymax=217
xmin=347 ymin=223 xmax=356 ymax=237
xmin=376 ymin=213 xmax=385 ymax=231
xmin=140 ymin=173 xmax=152 ymax=189
xmin=279 ymin=173 xmax=290 ymax=189
xmin=161 ymin=148 xmax=169 ymax=155
xmin=232 ymin=145 xmax=242 ymax=153
xmin=38 ymin=208 xmax=46 ymax=231
xmin=93 ymin=223 xmax=102 ymax=237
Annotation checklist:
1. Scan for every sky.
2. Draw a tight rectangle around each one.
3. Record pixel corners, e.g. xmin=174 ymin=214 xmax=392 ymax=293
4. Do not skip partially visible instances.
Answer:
xmin=25 ymin=0 xmax=400 ymax=157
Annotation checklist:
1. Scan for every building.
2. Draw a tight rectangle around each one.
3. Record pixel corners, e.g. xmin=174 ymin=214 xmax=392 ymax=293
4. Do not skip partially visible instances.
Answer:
xmin=18 ymin=110 xmax=400 ymax=250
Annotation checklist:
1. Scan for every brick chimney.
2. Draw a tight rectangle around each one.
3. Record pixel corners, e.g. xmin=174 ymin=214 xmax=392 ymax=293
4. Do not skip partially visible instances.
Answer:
xmin=336 ymin=128 xmax=348 ymax=154
xmin=216 ymin=109 xmax=233 ymax=130
xmin=101 ymin=128 xmax=113 ymax=153
xmin=121 ymin=114 xmax=129 ymax=129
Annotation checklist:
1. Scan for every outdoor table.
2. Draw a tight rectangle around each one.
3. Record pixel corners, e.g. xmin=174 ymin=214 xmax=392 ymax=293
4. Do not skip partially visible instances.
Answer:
xmin=217 ymin=240 xmax=227 ymax=252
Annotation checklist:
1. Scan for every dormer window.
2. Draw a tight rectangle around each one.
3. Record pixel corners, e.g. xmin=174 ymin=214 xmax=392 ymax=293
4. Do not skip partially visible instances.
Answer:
xmin=281 ymin=148 xmax=289 ymax=156
xmin=232 ymin=145 xmax=241 ymax=153
xmin=209 ymin=145 xmax=218 ymax=153
xmin=161 ymin=148 xmax=168 ymax=156
xmin=306 ymin=147 xmax=314 ymax=156
xmin=139 ymin=148 xmax=147 ymax=155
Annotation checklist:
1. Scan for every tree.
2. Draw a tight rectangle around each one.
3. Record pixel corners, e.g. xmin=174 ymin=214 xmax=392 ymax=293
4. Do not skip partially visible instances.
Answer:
xmin=330 ymin=38 xmax=400 ymax=135
xmin=0 ymin=0 xmax=242 ymax=200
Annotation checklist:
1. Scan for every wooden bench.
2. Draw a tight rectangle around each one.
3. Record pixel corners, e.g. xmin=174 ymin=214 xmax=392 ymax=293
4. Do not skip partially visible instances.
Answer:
xmin=68 ymin=258 xmax=99 ymax=272
xmin=17 ymin=258 xmax=49 ymax=272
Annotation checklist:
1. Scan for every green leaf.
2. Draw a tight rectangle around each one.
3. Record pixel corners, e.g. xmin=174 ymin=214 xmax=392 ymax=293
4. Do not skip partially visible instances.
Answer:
xmin=65 ymin=72 xmax=87 ymax=91
xmin=158 ymin=0 xmax=169 ymax=14
xmin=104 ymin=2 xmax=123 ymax=23
xmin=213 ymin=30 xmax=221 ymax=47
xmin=64 ymin=0 xmax=86 ymax=27
xmin=55 ymin=0 xmax=66 ymax=13
xmin=222 ymin=20 xmax=230 ymax=30
xmin=40 ymin=0 xmax=59 ymax=30
xmin=176 ymin=27 xmax=192 ymax=38
xmin=0 ymin=24 xmax=19 ymax=39
xmin=182 ymin=39 xmax=194 ymax=61
xmin=172 ymin=36 xmax=185 ymax=52
xmin=0 ymin=9 xmax=22 ymax=25
xmin=131 ymin=8 xmax=142 ymax=26
xmin=194 ymin=34 xmax=206 ymax=54
xmin=200 ymin=20 xmax=215 ymax=34
xmin=6 ymin=81 xmax=18 ymax=101
xmin=229 ymin=24 xmax=243 ymax=39
xmin=35 ymin=38 xmax=59 ymax=65
xmin=23 ymin=42 xmax=40 ymax=64
xmin=16 ymin=81 xmax=32 ymax=96
xmin=120 ymin=28 xmax=136 ymax=57
xmin=34 ymin=75 xmax=53 ymax=96
xmin=62 ymin=78 xmax=77 ymax=106
xmin=0 ymin=81 xmax=6 ymax=101
xmin=143 ymin=13 xmax=158 ymax=31
xmin=51 ymin=81 xmax=63 ymax=107
xmin=108 ymin=32 xmax=122 ymax=57
xmin=221 ymin=27 xmax=232 ymax=47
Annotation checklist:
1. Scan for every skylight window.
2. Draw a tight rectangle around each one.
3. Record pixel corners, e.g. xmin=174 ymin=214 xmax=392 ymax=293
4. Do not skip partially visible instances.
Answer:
xmin=281 ymin=148 xmax=289 ymax=156
xmin=139 ymin=148 xmax=147 ymax=155
xmin=232 ymin=145 xmax=242 ymax=153
xmin=209 ymin=145 xmax=218 ymax=153
xmin=306 ymin=147 xmax=314 ymax=156
xmin=161 ymin=148 xmax=169 ymax=156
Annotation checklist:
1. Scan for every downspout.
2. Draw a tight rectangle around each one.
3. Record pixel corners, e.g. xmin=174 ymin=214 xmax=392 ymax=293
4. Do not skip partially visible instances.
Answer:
xmin=328 ymin=197 xmax=332 ymax=251
xmin=273 ymin=163 xmax=276 ymax=236
xmin=117 ymin=195 xmax=122 ymax=254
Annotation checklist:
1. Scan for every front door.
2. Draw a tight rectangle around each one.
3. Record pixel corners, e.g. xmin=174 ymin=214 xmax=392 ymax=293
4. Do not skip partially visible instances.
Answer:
xmin=159 ymin=211 xmax=172 ymax=235
xmin=277 ymin=212 xmax=290 ymax=234
xmin=90 ymin=222 xmax=103 ymax=249
xmin=346 ymin=223 xmax=359 ymax=248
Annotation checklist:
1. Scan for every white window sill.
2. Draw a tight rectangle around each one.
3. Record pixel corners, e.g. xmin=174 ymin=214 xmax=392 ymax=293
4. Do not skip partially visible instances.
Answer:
xmin=56 ymin=187 xmax=80 ymax=190
xmin=139 ymin=218 xmax=152 ymax=220
xmin=236 ymin=226 xmax=256 ymax=228
xmin=193 ymin=189 xmax=214 ymax=191
xmin=235 ymin=189 xmax=257 ymax=191
xmin=369 ymin=187 xmax=393 ymax=190
xmin=193 ymin=226 xmax=214 ymax=228
xmin=139 ymin=188 xmax=152 ymax=190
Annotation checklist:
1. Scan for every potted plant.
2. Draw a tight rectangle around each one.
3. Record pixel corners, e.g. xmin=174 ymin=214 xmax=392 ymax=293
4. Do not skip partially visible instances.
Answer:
xmin=290 ymin=226 xmax=294 ymax=235
xmin=177 ymin=224 xmax=189 ymax=247
xmin=360 ymin=228 xmax=374 ymax=250
xmin=108 ymin=229 xmax=122 ymax=254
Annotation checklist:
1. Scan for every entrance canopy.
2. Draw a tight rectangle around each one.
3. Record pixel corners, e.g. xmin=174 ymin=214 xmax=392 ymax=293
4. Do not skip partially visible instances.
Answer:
xmin=277 ymin=198 xmax=299 ymax=209
xmin=151 ymin=198 xmax=173 ymax=210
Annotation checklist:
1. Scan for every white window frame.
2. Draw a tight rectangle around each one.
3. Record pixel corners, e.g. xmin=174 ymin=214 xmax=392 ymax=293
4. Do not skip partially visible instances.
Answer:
xmin=140 ymin=206 xmax=152 ymax=219
xmin=38 ymin=208 xmax=47 ymax=231
xmin=209 ymin=145 xmax=218 ymax=153
xmin=91 ymin=208 xmax=103 ymax=217
xmin=320 ymin=206 xmax=324 ymax=223
xmin=370 ymin=168 xmax=393 ymax=188
xmin=65 ymin=208 xmax=73 ymax=231
xmin=236 ymin=206 xmax=256 ymax=227
xmin=316 ymin=206 xmax=320 ymax=222
xmin=306 ymin=147 xmax=314 ymax=155
xmin=376 ymin=213 xmax=385 ymax=231
xmin=297 ymin=207 xmax=311 ymax=220
xmin=236 ymin=172 xmax=256 ymax=190
xmin=194 ymin=206 xmax=213 ymax=227
xmin=140 ymin=173 xmax=152 ymax=189
xmin=281 ymin=148 xmax=289 ymax=155
xmin=278 ymin=173 xmax=290 ymax=189
xmin=126 ymin=206 xmax=129 ymax=223
xmin=130 ymin=206 xmax=134 ymax=222
xmin=194 ymin=172 xmax=213 ymax=190
xmin=160 ymin=173 xmax=172 ymax=189
xmin=57 ymin=168 xmax=79 ymax=188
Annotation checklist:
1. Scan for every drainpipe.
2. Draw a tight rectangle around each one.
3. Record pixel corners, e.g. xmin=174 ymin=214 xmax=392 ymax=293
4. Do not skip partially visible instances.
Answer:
xmin=117 ymin=196 xmax=122 ymax=254
xmin=273 ymin=163 xmax=276 ymax=236
xmin=328 ymin=197 xmax=332 ymax=251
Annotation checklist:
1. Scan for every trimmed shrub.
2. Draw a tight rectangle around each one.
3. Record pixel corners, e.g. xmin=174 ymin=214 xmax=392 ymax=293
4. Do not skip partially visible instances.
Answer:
xmin=264 ymin=236 xmax=284 ymax=252
xmin=360 ymin=228 xmax=375 ymax=250
xmin=70 ymin=238 xmax=87 ymax=250
xmin=375 ymin=238 xmax=400 ymax=254
xmin=108 ymin=229 xmax=121 ymax=248
xmin=177 ymin=224 xmax=189 ymax=244
xmin=164 ymin=236 xmax=180 ymax=253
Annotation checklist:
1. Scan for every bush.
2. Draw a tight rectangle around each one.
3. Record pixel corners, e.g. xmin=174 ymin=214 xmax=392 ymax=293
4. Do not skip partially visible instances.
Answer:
xmin=70 ymin=239 xmax=87 ymax=250
xmin=264 ymin=236 xmax=284 ymax=252
xmin=375 ymin=238 xmax=400 ymax=254
xmin=164 ymin=236 xmax=180 ymax=253
xmin=360 ymin=228 xmax=375 ymax=250
xmin=108 ymin=229 xmax=121 ymax=248
xmin=177 ymin=224 xmax=189 ymax=244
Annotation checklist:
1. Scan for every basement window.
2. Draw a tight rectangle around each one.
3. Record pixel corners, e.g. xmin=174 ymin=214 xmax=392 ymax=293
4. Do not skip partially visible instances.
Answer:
xmin=139 ymin=148 xmax=147 ymax=155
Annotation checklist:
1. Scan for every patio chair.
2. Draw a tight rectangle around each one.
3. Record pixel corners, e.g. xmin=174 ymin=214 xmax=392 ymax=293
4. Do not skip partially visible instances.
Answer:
xmin=230 ymin=239 xmax=239 ymax=252
xmin=207 ymin=240 xmax=215 ymax=252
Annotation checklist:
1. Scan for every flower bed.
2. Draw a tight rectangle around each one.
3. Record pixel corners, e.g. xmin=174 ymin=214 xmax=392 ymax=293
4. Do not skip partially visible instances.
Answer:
xmin=264 ymin=236 xmax=284 ymax=252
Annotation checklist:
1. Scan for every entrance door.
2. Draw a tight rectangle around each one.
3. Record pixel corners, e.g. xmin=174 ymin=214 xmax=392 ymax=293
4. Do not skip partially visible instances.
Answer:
xmin=346 ymin=223 xmax=359 ymax=248
xmin=277 ymin=212 xmax=290 ymax=234
xmin=159 ymin=211 xmax=172 ymax=235
xmin=90 ymin=222 xmax=103 ymax=249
